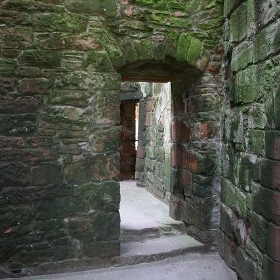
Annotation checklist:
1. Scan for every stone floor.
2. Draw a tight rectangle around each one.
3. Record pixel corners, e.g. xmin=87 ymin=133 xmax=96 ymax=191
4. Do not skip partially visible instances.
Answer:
xmin=14 ymin=181 xmax=238 ymax=280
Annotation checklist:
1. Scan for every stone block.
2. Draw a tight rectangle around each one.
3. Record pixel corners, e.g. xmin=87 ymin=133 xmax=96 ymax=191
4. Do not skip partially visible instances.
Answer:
xmin=248 ymin=103 xmax=267 ymax=129
xmin=235 ymin=65 xmax=260 ymax=103
xmin=262 ymin=255 xmax=280 ymax=280
xmin=181 ymin=169 xmax=192 ymax=197
xmin=0 ymin=77 xmax=15 ymax=93
xmin=15 ymin=66 xmax=41 ymax=77
xmin=246 ymin=130 xmax=265 ymax=156
xmin=65 ymin=0 xmax=118 ymax=17
xmin=239 ymin=153 xmax=261 ymax=192
xmin=261 ymin=159 xmax=280 ymax=191
xmin=2 ymin=184 xmax=73 ymax=203
xmin=171 ymin=144 xmax=181 ymax=168
xmin=94 ymin=90 xmax=120 ymax=125
xmin=249 ymin=211 xmax=268 ymax=252
xmin=65 ymin=153 xmax=119 ymax=184
xmin=31 ymin=164 xmax=62 ymax=186
xmin=19 ymin=50 xmax=61 ymax=68
xmin=217 ymin=231 xmax=237 ymax=268
xmin=81 ymin=240 xmax=120 ymax=258
xmin=0 ymin=96 xmax=42 ymax=114
xmin=220 ymin=205 xmax=235 ymax=239
xmin=267 ymin=224 xmax=280 ymax=262
xmin=0 ymin=58 xmax=15 ymax=78
xmin=181 ymin=122 xmax=191 ymax=141
xmin=36 ymin=197 xmax=89 ymax=220
xmin=0 ymin=162 xmax=30 ymax=188
xmin=66 ymin=211 xmax=120 ymax=242
xmin=90 ymin=126 xmax=120 ymax=153
xmin=229 ymin=3 xmax=247 ymax=43
xmin=224 ymin=0 xmax=238 ymax=17
xmin=190 ymin=93 xmax=219 ymax=113
xmin=171 ymin=120 xmax=181 ymax=142
xmin=136 ymin=145 xmax=146 ymax=159
xmin=75 ymin=181 xmax=120 ymax=212
xmin=84 ymin=51 xmax=114 ymax=72
xmin=0 ymin=205 xmax=34 ymax=236
xmin=266 ymin=130 xmax=280 ymax=160
xmin=33 ymin=12 xmax=88 ymax=33
xmin=189 ymin=196 xmax=214 ymax=230
xmin=0 ymin=148 xmax=57 ymax=163
xmin=231 ymin=41 xmax=254 ymax=72
xmin=145 ymin=111 xmax=152 ymax=127
xmin=236 ymin=247 xmax=257 ymax=280
xmin=221 ymin=178 xmax=247 ymax=218
xmin=0 ymin=112 xmax=37 ymax=135
xmin=0 ymin=26 xmax=32 ymax=49
xmin=0 ymin=136 xmax=25 ymax=149
xmin=253 ymin=187 xmax=280 ymax=225
xmin=254 ymin=20 xmax=280 ymax=63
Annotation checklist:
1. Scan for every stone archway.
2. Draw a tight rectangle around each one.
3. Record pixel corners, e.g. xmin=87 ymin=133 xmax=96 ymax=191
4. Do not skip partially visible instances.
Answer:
xmin=0 ymin=0 xmax=223 ymax=275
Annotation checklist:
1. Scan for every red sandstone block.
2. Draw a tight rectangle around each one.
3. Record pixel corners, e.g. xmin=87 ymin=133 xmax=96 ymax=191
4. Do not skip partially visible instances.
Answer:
xmin=136 ymin=145 xmax=145 ymax=159
xmin=171 ymin=120 xmax=181 ymax=142
xmin=171 ymin=144 xmax=181 ymax=168
xmin=19 ymin=78 xmax=52 ymax=95
xmin=145 ymin=112 xmax=152 ymax=126
xmin=0 ymin=96 xmax=42 ymax=114
xmin=267 ymin=224 xmax=280 ymax=262
xmin=0 ymin=136 xmax=25 ymax=149
xmin=261 ymin=159 xmax=280 ymax=191
xmin=0 ymin=77 xmax=15 ymax=93
xmin=173 ymin=97 xmax=182 ymax=115
xmin=146 ymin=101 xmax=152 ymax=112
xmin=181 ymin=146 xmax=188 ymax=169
xmin=254 ymin=187 xmax=280 ymax=225
xmin=181 ymin=169 xmax=192 ymax=188
xmin=188 ymin=153 xmax=199 ymax=173
xmin=200 ymin=122 xmax=216 ymax=140
xmin=266 ymin=131 xmax=280 ymax=160
xmin=181 ymin=122 xmax=191 ymax=142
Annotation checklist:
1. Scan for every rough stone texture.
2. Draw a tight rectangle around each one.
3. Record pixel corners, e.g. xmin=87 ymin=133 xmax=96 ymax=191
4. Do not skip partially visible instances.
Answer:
xmin=0 ymin=0 xmax=225 ymax=273
xmin=222 ymin=0 xmax=280 ymax=279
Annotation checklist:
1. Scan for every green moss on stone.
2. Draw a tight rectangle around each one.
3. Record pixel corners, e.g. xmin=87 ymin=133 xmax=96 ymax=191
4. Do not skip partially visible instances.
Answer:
xmin=33 ymin=12 xmax=88 ymax=33
xmin=65 ymin=0 xmax=118 ymax=17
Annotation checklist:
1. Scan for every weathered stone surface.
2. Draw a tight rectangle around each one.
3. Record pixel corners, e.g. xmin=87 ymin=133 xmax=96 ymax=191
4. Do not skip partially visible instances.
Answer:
xmin=33 ymin=12 xmax=88 ymax=33
xmin=0 ymin=97 xmax=42 ymax=114
xmin=261 ymin=159 xmax=280 ymax=191
xmin=66 ymin=211 xmax=120 ymax=242
xmin=65 ymin=153 xmax=119 ymax=184
xmin=229 ymin=3 xmax=247 ymax=43
xmin=254 ymin=187 xmax=280 ymax=225
xmin=235 ymin=247 xmax=257 ymax=280
xmin=74 ymin=181 xmax=120 ymax=212
xmin=65 ymin=0 xmax=118 ymax=17
xmin=19 ymin=50 xmax=61 ymax=67
xmin=0 ymin=114 xmax=37 ymax=135
xmin=19 ymin=78 xmax=52 ymax=95
xmin=0 ymin=162 xmax=30 ymax=188
xmin=81 ymin=240 xmax=120 ymax=258
xmin=0 ymin=148 xmax=57 ymax=163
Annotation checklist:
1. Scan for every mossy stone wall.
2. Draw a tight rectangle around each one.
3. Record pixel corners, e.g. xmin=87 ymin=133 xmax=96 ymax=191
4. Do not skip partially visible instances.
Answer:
xmin=222 ymin=1 xmax=280 ymax=279
xmin=0 ymin=0 xmax=223 ymax=276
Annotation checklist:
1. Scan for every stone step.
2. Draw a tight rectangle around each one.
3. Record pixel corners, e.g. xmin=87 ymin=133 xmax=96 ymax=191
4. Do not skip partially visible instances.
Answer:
xmin=112 ymin=235 xmax=213 ymax=267
xmin=120 ymin=222 xmax=187 ymax=242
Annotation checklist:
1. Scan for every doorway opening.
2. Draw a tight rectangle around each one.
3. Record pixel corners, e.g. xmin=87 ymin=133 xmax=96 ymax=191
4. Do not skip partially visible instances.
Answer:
xmin=119 ymin=100 xmax=138 ymax=180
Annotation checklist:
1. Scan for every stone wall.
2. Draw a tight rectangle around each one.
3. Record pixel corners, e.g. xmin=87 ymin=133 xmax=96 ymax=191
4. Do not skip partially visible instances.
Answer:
xmin=138 ymin=82 xmax=172 ymax=201
xmin=221 ymin=1 xmax=280 ymax=279
xmin=0 ymin=0 xmax=223 ymax=276
xmin=170 ymin=70 xmax=222 ymax=243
